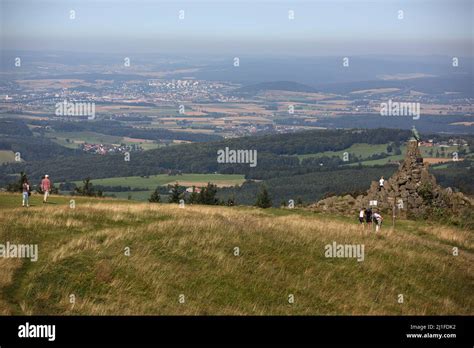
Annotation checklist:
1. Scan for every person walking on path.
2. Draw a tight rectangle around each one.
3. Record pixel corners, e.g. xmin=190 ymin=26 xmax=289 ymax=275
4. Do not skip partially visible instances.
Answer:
xmin=41 ymin=174 xmax=51 ymax=203
xmin=22 ymin=178 xmax=30 ymax=207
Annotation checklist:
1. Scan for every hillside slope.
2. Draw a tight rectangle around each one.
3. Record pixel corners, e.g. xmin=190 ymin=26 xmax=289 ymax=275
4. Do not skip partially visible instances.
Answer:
xmin=0 ymin=193 xmax=472 ymax=315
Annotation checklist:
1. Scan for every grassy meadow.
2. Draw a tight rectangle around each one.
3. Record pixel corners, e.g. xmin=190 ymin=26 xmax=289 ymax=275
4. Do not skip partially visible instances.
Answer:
xmin=297 ymin=143 xmax=390 ymax=161
xmin=298 ymin=143 xmax=467 ymax=167
xmin=71 ymin=173 xmax=246 ymax=189
xmin=0 ymin=150 xmax=16 ymax=164
xmin=0 ymin=192 xmax=472 ymax=315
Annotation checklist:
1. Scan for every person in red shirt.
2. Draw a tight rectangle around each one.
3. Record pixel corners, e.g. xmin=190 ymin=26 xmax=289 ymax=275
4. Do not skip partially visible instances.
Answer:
xmin=41 ymin=174 xmax=51 ymax=203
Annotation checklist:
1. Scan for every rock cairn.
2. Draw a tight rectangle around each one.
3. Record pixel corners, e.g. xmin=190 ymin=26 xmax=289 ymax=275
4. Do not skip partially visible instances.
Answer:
xmin=312 ymin=140 xmax=471 ymax=218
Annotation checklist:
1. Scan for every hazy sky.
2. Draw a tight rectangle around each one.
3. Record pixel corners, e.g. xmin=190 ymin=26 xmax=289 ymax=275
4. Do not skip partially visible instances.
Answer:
xmin=1 ymin=0 xmax=472 ymax=56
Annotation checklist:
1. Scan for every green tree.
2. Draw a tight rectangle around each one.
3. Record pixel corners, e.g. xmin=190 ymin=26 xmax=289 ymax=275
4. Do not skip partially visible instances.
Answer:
xmin=198 ymin=183 xmax=219 ymax=205
xmin=149 ymin=188 xmax=161 ymax=203
xmin=255 ymin=186 xmax=272 ymax=208
xmin=168 ymin=183 xmax=182 ymax=203
xmin=74 ymin=177 xmax=95 ymax=196
xmin=187 ymin=186 xmax=199 ymax=204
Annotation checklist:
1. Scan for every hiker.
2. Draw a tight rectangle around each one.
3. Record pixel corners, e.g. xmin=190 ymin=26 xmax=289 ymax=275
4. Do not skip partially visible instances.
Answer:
xmin=373 ymin=211 xmax=383 ymax=232
xmin=365 ymin=207 xmax=373 ymax=229
xmin=359 ymin=208 xmax=365 ymax=229
xmin=379 ymin=176 xmax=385 ymax=191
xmin=41 ymin=174 xmax=51 ymax=203
xmin=22 ymin=178 xmax=30 ymax=207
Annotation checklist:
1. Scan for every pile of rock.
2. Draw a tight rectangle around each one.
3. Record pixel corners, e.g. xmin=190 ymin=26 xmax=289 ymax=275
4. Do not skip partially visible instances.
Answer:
xmin=312 ymin=140 xmax=472 ymax=219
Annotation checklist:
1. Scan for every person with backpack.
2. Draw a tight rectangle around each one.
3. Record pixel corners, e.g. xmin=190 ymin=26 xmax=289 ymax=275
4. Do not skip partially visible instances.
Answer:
xmin=22 ymin=178 xmax=30 ymax=207
xmin=41 ymin=174 xmax=51 ymax=203
xmin=373 ymin=211 xmax=383 ymax=232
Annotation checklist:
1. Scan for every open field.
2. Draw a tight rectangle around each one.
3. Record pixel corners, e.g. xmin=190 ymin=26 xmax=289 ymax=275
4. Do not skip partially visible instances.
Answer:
xmin=103 ymin=191 xmax=155 ymax=201
xmin=298 ymin=143 xmax=468 ymax=166
xmin=349 ymin=154 xmax=405 ymax=166
xmin=0 ymin=192 xmax=472 ymax=315
xmin=0 ymin=150 xmax=16 ymax=164
xmin=423 ymin=157 xmax=465 ymax=164
xmin=44 ymin=131 xmax=123 ymax=146
xmin=42 ymin=131 xmax=162 ymax=151
xmin=297 ymin=143 xmax=390 ymax=162
xmin=71 ymin=174 xmax=246 ymax=190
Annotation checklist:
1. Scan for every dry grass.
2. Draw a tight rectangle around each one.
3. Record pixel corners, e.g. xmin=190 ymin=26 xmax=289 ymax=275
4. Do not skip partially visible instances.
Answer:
xmin=0 ymin=195 xmax=472 ymax=315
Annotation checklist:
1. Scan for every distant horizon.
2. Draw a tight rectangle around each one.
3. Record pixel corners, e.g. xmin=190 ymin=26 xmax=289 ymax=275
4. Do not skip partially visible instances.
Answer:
xmin=2 ymin=49 xmax=474 ymax=58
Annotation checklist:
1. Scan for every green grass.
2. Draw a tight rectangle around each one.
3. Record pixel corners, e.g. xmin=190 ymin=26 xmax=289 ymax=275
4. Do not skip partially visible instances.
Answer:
xmin=104 ymin=190 xmax=156 ymax=201
xmin=297 ymin=143 xmax=390 ymax=162
xmin=347 ymin=154 xmax=405 ymax=166
xmin=0 ymin=192 xmax=472 ymax=315
xmin=0 ymin=150 xmax=16 ymax=164
xmin=0 ymin=192 xmax=136 ymax=209
xmin=43 ymin=130 xmax=169 ymax=151
xmin=297 ymin=144 xmax=467 ymax=167
xmin=44 ymin=131 xmax=123 ymax=147
xmin=71 ymin=173 xmax=246 ymax=190
xmin=419 ymin=145 xmax=460 ymax=157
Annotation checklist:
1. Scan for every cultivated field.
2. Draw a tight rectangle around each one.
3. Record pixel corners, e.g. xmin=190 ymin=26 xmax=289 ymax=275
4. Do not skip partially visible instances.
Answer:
xmin=0 ymin=193 xmax=472 ymax=315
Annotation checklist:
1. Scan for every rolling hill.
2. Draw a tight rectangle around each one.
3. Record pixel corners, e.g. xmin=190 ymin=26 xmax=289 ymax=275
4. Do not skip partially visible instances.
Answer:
xmin=0 ymin=193 xmax=472 ymax=315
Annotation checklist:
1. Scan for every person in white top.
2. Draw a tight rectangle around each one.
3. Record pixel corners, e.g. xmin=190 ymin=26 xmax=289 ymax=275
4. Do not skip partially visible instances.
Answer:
xmin=379 ymin=176 xmax=385 ymax=191
xmin=373 ymin=212 xmax=383 ymax=232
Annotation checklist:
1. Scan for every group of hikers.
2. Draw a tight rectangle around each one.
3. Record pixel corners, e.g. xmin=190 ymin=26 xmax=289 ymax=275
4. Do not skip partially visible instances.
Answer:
xmin=359 ymin=207 xmax=384 ymax=232
xmin=356 ymin=176 xmax=385 ymax=231
xmin=21 ymin=174 xmax=52 ymax=207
